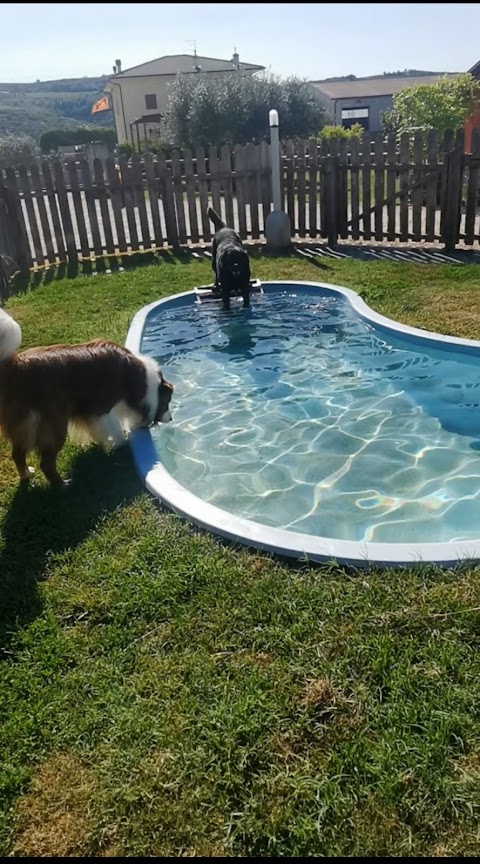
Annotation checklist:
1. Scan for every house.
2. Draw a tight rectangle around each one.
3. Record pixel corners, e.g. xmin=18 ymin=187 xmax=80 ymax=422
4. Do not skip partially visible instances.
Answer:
xmin=310 ymin=72 xmax=459 ymax=133
xmin=104 ymin=52 xmax=265 ymax=146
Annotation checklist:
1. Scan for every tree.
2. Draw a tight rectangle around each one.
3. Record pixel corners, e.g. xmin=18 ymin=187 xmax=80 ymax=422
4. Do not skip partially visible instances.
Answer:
xmin=165 ymin=72 xmax=325 ymax=148
xmin=382 ymin=73 xmax=477 ymax=136
xmin=0 ymin=134 xmax=39 ymax=169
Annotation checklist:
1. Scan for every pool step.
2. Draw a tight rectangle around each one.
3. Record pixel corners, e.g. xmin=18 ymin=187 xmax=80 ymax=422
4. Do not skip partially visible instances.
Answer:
xmin=194 ymin=279 xmax=263 ymax=303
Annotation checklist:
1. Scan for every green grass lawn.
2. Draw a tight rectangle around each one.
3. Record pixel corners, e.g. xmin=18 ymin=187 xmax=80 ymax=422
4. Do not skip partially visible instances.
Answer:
xmin=1 ymin=250 xmax=480 ymax=856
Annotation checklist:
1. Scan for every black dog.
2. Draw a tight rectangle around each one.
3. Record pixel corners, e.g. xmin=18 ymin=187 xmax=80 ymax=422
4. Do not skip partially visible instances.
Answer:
xmin=208 ymin=207 xmax=251 ymax=311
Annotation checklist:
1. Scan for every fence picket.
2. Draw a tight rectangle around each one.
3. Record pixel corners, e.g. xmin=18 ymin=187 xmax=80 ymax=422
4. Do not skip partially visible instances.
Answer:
xmin=19 ymin=165 xmax=44 ymax=264
xmin=308 ymin=138 xmax=318 ymax=238
xmin=93 ymin=158 xmax=115 ymax=256
xmin=399 ymin=133 xmax=409 ymax=242
xmin=31 ymin=162 xmax=56 ymax=264
xmin=209 ymin=147 xmax=222 ymax=217
xmin=319 ymin=137 xmax=328 ymax=238
xmin=132 ymin=153 xmax=151 ymax=250
xmin=4 ymin=167 xmax=32 ymax=269
xmin=285 ymin=140 xmax=295 ymax=233
xmin=170 ymin=150 xmax=187 ymax=245
xmin=412 ymin=131 xmax=423 ymax=241
xmin=259 ymin=140 xmax=271 ymax=231
xmin=143 ymin=153 xmax=163 ymax=249
xmin=337 ymin=137 xmax=348 ymax=239
xmin=361 ymin=134 xmax=371 ymax=240
xmin=221 ymin=144 xmax=235 ymax=229
xmin=465 ymin=128 xmax=480 ymax=245
xmin=350 ymin=136 xmax=360 ymax=241
xmin=157 ymin=151 xmax=178 ymax=248
xmin=105 ymin=157 xmax=127 ymax=253
xmin=425 ymin=131 xmax=438 ymax=242
xmin=67 ymin=160 xmax=90 ymax=258
xmin=386 ymin=134 xmax=396 ymax=241
xmin=374 ymin=134 xmax=384 ymax=241
xmin=234 ymin=144 xmax=248 ymax=240
xmin=80 ymin=159 xmax=103 ymax=259
xmin=246 ymin=143 xmax=260 ymax=239
xmin=184 ymin=150 xmax=200 ymax=244
xmin=42 ymin=160 xmax=66 ymax=260
xmin=297 ymin=139 xmax=306 ymax=238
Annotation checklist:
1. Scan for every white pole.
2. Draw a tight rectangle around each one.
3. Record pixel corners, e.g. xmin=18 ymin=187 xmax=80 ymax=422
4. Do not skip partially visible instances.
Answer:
xmin=269 ymin=109 xmax=281 ymax=211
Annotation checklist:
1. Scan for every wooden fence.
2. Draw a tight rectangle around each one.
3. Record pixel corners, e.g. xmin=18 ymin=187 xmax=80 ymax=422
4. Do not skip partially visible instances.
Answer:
xmin=0 ymin=129 xmax=479 ymax=272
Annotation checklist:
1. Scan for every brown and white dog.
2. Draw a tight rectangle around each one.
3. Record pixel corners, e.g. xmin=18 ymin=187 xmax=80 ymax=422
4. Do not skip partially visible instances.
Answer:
xmin=0 ymin=307 xmax=173 ymax=486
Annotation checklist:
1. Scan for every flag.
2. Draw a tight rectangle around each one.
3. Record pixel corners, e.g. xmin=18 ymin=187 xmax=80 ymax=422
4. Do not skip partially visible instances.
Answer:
xmin=91 ymin=96 xmax=109 ymax=115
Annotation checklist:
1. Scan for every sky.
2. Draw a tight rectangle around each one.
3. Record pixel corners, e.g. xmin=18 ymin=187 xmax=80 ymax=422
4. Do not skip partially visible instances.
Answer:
xmin=1 ymin=2 xmax=479 ymax=83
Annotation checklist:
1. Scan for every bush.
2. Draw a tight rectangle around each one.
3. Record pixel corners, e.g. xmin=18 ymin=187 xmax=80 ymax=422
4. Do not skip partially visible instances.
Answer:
xmin=117 ymin=141 xmax=134 ymax=157
xmin=0 ymin=133 xmax=39 ymax=169
xmin=165 ymin=71 xmax=325 ymax=148
xmin=40 ymin=126 xmax=116 ymax=154
xmin=318 ymin=124 xmax=364 ymax=140
xmin=382 ymin=73 xmax=477 ymax=137
xmin=143 ymin=138 xmax=172 ymax=156
xmin=117 ymin=138 xmax=172 ymax=157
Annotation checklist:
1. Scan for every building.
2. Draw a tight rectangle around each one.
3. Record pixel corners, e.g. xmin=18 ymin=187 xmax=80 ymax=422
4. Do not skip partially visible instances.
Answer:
xmin=104 ymin=52 xmax=264 ymax=146
xmin=310 ymin=72 xmax=459 ymax=133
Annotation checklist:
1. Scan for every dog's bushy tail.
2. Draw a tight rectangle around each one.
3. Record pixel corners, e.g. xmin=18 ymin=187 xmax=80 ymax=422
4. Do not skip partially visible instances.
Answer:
xmin=207 ymin=207 xmax=226 ymax=230
xmin=0 ymin=307 xmax=21 ymax=360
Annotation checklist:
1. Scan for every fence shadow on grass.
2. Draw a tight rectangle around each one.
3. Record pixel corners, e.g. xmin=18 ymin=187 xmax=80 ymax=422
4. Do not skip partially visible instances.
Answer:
xmin=9 ymin=238 xmax=480 ymax=301
xmin=5 ymin=248 xmax=202 ymax=298
xmin=0 ymin=444 xmax=143 ymax=655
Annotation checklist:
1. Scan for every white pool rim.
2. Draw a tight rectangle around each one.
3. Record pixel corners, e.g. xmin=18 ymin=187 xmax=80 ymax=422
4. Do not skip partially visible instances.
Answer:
xmin=126 ymin=281 xmax=480 ymax=568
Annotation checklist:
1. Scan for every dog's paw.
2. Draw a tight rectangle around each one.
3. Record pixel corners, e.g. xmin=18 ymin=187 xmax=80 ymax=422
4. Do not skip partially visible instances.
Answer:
xmin=20 ymin=466 xmax=35 ymax=482
xmin=47 ymin=475 xmax=71 ymax=488
xmin=53 ymin=477 xmax=72 ymax=489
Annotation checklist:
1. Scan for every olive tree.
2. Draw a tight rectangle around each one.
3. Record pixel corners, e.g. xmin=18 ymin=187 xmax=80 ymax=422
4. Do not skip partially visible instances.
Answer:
xmin=165 ymin=71 xmax=325 ymax=148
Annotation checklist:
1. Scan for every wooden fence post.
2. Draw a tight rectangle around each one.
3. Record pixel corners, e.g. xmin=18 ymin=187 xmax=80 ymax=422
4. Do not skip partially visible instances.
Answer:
xmin=464 ymin=128 xmax=480 ymax=246
xmin=325 ymin=151 xmax=338 ymax=247
xmin=0 ymin=178 xmax=16 ymax=261
xmin=443 ymin=129 xmax=464 ymax=253
xmin=4 ymin=168 xmax=32 ymax=271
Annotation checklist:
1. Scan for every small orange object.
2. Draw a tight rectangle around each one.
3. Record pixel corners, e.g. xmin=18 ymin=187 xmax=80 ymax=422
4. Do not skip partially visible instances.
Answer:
xmin=91 ymin=96 xmax=109 ymax=115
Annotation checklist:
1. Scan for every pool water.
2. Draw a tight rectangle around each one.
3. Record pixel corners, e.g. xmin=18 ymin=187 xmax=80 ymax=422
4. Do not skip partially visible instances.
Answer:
xmin=140 ymin=287 xmax=480 ymax=544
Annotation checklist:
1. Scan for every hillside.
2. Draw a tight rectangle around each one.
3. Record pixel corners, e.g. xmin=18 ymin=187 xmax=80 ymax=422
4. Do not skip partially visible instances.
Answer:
xmin=0 ymin=76 xmax=114 ymax=139
xmin=321 ymin=70 xmax=448 ymax=82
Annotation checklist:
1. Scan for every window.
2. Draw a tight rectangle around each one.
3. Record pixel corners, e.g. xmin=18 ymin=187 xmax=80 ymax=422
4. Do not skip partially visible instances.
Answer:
xmin=341 ymin=106 xmax=369 ymax=131
xmin=145 ymin=93 xmax=157 ymax=110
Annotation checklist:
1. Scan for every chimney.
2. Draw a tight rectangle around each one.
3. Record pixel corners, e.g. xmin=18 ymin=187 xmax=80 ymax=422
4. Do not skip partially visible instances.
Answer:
xmin=232 ymin=48 xmax=240 ymax=69
xmin=115 ymin=58 xmax=122 ymax=73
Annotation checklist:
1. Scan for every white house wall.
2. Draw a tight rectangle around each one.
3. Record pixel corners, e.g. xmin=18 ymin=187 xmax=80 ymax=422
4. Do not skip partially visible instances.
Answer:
xmin=108 ymin=75 xmax=175 ymax=143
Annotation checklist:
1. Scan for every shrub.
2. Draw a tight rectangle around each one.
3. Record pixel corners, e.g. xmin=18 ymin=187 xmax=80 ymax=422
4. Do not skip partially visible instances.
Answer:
xmin=39 ymin=126 xmax=116 ymax=154
xmin=117 ymin=141 xmax=134 ymax=157
xmin=0 ymin=133 xmax=39 ymax=169
xmin=382 ymin=73 xmax=477 ymax=136
xmin=318 ymin=123 xmax=364 ymax=140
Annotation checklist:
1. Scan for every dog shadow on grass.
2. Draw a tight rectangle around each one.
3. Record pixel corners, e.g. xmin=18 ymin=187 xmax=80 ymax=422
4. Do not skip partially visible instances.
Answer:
xmin=0 ymin=445 xmax=143 ymax=654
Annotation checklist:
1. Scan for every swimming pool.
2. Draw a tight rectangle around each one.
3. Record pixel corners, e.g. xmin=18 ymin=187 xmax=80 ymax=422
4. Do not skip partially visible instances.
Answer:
xmin=126 ymin=282 xmax=480 ymax=567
